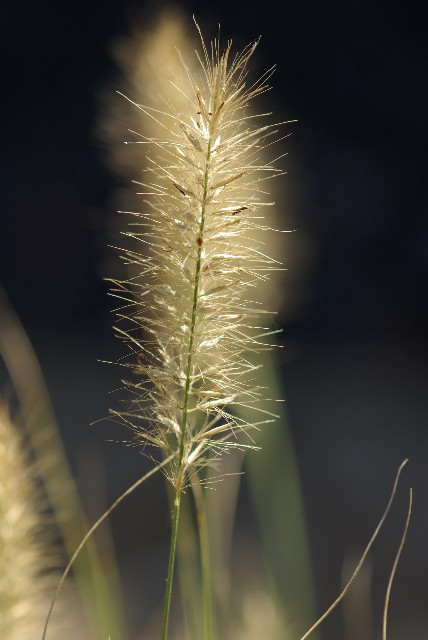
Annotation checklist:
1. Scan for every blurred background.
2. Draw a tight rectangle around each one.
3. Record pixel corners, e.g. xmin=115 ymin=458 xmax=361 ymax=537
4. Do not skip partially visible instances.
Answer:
xmin=0 ymin=1 xmax=427 ymax=638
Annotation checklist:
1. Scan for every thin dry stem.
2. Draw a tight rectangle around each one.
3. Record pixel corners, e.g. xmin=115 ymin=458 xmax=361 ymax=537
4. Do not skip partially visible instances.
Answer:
xmin=300 ymin=459 xmax=408 ymax=640
xmin=382 ymin=487 xmax=412 ymax=640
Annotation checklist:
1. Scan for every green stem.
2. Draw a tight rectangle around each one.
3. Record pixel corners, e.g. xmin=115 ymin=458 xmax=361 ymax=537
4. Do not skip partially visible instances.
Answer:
xmin=160 ymin=135 xmax=213 ymax=639
xmin=161 ymin=491 xmax=182 ymax=640
xmin=192 ymin=475 xmax=214 ymax=640
xmin=175 ymin=489 xmax=201 ymax=640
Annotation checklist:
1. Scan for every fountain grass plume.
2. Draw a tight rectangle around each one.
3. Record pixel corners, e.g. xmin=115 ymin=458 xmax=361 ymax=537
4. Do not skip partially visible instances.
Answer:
xmin=106 ymin=23 xmax=291 ymax=638
xmin=109 ymin=23 xmax=287 ymax=494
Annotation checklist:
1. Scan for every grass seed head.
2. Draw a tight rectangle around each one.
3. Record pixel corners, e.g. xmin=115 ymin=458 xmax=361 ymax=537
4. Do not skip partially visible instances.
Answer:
xmin=111 ymin=23 xmax=282 ymax=491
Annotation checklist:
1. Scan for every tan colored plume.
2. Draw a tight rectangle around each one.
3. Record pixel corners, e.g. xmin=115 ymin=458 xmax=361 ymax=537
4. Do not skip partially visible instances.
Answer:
xmin=0 ymin=402 xmax=58 ymax=640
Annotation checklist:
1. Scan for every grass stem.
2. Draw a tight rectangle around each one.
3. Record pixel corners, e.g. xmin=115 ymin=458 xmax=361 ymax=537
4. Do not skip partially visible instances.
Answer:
xmin=192 ymin=475 xmax=214 ymax=640
xmin=161 ymin=491 xmax=182 ymax=640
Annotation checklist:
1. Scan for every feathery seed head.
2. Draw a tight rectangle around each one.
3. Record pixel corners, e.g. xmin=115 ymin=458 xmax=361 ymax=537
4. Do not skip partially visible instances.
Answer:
xmin=0 ymin=403 xmax=58 ymax=640
xmin=111 ymin=25 xmax=282 ymax=491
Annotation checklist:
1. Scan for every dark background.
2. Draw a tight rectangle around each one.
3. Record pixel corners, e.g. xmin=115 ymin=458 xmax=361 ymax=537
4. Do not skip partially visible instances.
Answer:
xmin=1 ymin=1 xmax=427 ymax=638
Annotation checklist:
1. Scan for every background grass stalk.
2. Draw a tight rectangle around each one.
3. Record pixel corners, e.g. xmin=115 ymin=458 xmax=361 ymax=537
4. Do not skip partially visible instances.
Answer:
xmin=161 ymin=491 xmax=182 ymax=640
xmin=191 ymin=473 xmax=214 ymax=640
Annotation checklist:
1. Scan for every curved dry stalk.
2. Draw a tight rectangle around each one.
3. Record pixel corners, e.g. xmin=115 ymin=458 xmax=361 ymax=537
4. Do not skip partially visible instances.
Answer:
xmin=42 ymin=454 xmax=174 ymax=640
xmin=382 ymin=487 xmax=412 ymax=640
xmin=300 ymin=459 xmax=408 ymax=640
